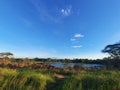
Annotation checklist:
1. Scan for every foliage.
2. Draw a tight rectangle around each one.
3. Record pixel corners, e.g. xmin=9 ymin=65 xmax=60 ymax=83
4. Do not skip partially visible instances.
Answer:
xmin=58 ymin=71 xmax=120 ymax=90
xmin=0 ymin=68 xmax=120 ymax=90
xmin=0 ymin=52 xmax=13 ymax=58
xmin=102 ymin=42 xmax=120 ymax=59
xmin=0 ymin=68 xmax=54 ymax=90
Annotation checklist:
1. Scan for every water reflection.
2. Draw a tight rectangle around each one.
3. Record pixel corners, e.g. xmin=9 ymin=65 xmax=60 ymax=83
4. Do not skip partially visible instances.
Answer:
xmin=51 ymin=62 xmax=102 ymax=68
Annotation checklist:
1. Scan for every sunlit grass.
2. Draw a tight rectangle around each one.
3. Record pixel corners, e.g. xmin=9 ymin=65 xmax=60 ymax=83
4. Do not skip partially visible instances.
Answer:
xmin=0 ymin=68 xmax=55 ymax=90
xmin=0 ymin=68 xmax=120 ymax=90
xmin=58 ymin=71 xmax=120 ymax=90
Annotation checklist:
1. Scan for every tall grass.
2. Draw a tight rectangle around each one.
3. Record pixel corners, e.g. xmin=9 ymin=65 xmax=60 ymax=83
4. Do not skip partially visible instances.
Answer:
xmin=0 ymin=68 xmax=120 ymax=90
xmin=0 ymin=68 xmax=54 ymax=90
xmin=58 ymin=71 xmax=120 ymax=90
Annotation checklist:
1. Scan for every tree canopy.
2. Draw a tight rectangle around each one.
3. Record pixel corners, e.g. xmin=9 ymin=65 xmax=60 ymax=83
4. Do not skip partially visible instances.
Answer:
xmin=102 ymin=42 xmax=120 ymax=59
xmin=0 ymin=52 xmax=13 ymax=58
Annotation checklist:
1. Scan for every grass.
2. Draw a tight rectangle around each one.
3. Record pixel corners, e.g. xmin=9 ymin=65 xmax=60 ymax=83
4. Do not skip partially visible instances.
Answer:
xmin=0 ymin=68 xmax=55 ymax=90
xmin=0 ymin=68 xmax=120 ymax=90
xmin=58 ymin=71 xmax=120 ymax=90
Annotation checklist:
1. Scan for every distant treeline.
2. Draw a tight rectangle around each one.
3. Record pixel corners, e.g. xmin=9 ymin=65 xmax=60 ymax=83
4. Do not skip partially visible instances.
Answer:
xmin=0 ymin=41 xmax=120 ymax=70
xmin=13 ymin=57 xmax=120 ymax=69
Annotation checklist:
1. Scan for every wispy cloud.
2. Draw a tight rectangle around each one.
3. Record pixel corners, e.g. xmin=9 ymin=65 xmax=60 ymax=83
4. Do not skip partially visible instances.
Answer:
xmin=70 ymin=38 xmax=76 ymax=41
xmin=61 ymin=5 xmax=72 ymax=17
xmin=30 ymin=0 xmax=59 ymax=23
xmin=72 ymin=45 xmax=82 ymax=48
xmin=74 ymin=33 xmax=84 ymax=38
xmin=30 ymin=1 xmax=74 ymax=23
xmin=21 ymin=18 xmax=32 ymax=27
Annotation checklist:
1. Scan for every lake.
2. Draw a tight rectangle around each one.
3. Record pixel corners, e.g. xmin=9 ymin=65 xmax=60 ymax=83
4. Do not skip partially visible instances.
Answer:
xmin=51 ymin=62 xmax=102 ymax=68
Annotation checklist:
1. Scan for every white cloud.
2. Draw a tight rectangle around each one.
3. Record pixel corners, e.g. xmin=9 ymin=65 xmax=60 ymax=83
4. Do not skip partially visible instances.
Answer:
xmin=70 ymin=38 xmax=76 ymax=41
xmin=74 ymin=33 xmax=84 ymax=38
xmin=72 ymin=45 xmax=82 ymax=48
xmin=61 ymin=6 xmax=72 ymax=16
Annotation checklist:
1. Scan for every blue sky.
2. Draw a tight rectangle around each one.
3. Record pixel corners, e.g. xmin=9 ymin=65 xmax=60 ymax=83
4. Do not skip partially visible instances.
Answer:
xmin=0 ymin=0 xmax=120 ymax=59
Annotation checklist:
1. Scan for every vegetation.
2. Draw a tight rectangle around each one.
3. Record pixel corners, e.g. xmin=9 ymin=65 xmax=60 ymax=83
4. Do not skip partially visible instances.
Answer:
xmin=0 ymin=42 xmax=120 ymax=90
xmin=0 ymin=68 xmax=120 ymax=90
xmin=102 ymin=42 xmax=120 ymax=59
xmin=0 ymin=52 xmax=13 ymax=58
xmin=58 ymin=71 xmax=120 ymax=90
xmin=0 ymin=68 xmax=55 ymax=90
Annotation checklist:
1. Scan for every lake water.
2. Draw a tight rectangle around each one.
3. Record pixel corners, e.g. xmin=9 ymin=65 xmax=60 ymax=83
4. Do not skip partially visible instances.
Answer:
xmin=51 ymin=62 xmax=102 ymax=68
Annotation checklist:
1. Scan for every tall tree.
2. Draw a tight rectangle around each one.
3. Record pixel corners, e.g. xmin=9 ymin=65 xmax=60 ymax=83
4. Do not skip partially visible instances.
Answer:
xmin=102 ymin=42 xmax=120 ymax=59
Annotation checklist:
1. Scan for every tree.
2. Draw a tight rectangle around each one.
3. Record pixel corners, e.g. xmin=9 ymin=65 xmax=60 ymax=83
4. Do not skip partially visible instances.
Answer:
xmin=102 ymin=42 xmax=120 ymax=59
xmin=0 ymin=52 xmax=13 ymax=65
xmin=0 ymin=52 xmax=13 ymax=58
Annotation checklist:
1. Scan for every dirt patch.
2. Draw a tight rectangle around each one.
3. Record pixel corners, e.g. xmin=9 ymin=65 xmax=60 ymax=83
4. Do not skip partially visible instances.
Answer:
xmin=54 ymin=74 xmax=66 ymax=79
